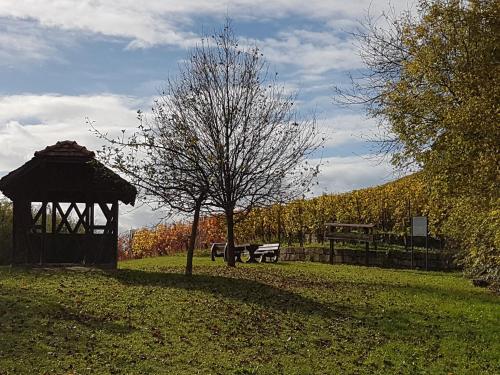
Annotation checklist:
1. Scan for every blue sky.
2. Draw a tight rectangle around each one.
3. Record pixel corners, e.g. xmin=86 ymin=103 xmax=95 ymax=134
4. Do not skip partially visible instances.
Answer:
xmin=0 ymin=0 xmax=410 ymax=229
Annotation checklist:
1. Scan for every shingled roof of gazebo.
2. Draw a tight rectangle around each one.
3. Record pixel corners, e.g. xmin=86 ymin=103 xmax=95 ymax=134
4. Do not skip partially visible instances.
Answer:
xmin=0 ymin=141 xmax=136 ymax=205
xmin=34 ymin=140 xmax=96 ymax=158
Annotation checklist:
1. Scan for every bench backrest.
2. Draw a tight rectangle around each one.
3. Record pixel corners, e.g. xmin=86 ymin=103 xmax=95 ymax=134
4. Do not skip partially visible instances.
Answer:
xmin=211 ymin=243 xmax=227 ymax=251
xmin=256 ymin=243 xmax=280 ymax=252
xmin=324 ymin=223 xmax=375 ymax=242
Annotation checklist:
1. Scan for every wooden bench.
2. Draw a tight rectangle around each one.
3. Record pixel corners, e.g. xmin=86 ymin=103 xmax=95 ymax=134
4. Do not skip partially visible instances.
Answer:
xmin=254 ymin=243 xmax=280 ymax=263
xmin=210 ymin=243 xmax=248 ymax=262
xmin=210 ymin=243 xmax=226 ymax=261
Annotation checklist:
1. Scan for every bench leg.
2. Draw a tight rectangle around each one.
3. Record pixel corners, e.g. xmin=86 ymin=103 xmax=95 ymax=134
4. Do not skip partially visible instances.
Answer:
xmin=246 ymin=254 xmax=258 ymax=263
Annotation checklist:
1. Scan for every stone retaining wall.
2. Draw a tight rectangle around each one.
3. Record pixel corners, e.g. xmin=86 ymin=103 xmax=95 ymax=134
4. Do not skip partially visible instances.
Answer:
xmin=280 ymin=247 xmax=457 ymax=271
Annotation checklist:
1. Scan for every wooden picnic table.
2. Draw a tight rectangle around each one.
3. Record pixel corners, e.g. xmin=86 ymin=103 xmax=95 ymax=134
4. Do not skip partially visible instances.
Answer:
xmin=324 ymin=223 xmax=376 ymax=265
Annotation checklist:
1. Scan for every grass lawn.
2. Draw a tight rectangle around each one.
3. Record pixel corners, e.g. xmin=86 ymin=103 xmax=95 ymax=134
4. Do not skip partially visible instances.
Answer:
xmin=0 ymin=256 xmax=498 ymax=374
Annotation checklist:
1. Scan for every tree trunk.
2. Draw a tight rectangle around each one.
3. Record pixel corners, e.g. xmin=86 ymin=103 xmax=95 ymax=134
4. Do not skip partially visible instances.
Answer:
xmin=226 ymin=209 xmax=236 ymax=267
xmin=185 ymin=197 xmax=203 ymax=276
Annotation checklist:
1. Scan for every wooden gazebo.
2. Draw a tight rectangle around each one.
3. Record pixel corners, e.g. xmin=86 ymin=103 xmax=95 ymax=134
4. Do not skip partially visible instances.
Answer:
xmin=0 ymin=141 xmax=136 ymax=268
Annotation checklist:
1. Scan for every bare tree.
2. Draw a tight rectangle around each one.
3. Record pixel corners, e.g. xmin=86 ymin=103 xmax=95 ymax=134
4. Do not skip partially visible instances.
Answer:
xmin=163 ymin=23 xmax=322 ymax=266
xmin=91 ymin=109 xmax=208 ymax=276
xmin=94 ymin=21 xmax=321 ymax=270
xmin=334 ymin=6 xmax=413 ymax=165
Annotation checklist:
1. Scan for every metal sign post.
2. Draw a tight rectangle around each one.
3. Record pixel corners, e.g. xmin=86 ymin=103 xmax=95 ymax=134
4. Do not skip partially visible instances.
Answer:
xmin=410 ymin=217 xmax=413 ymax=268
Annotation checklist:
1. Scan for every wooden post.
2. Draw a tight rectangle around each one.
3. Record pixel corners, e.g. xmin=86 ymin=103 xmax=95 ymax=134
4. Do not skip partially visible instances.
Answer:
xmin=112 ymin=201 xmax=119 ymax=268
xmin=81 ymin=203 xmax=88 ymax=234
xmin=365 ymin=227 xmax=369 ymax=266
xmin=41 ymin=202 xmax=47 ymax=233
xmin=52 ymin=202 xmax=57 ymax=234
xmin=326 ymin=224 xmax=334 ymax=265
xmin=329 ymin=239 xmax=334 ymax=265
xmin=89 ymin=203 xmax=94 ymax=235
xmin=40 ymin=202 xmax=47 ymax=264
xmin=425 ymin=234 xmax=428 ymax=271
xmin=85 ymin=202 xmax=91 ymax=234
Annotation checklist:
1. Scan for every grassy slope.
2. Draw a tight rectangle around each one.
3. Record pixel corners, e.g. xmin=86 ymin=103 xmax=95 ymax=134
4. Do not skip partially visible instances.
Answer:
xmin=0 ymin=257 xmax=498 ymax=375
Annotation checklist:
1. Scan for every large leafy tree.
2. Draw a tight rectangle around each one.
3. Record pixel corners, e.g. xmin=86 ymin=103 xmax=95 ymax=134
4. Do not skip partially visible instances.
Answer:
xmin=340 ymin=0 xmax=499 ymax=282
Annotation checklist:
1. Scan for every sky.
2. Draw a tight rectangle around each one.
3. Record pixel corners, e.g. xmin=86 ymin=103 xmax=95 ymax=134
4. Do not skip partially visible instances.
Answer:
xmin=0 ymin=0 xmax=411 ymax=230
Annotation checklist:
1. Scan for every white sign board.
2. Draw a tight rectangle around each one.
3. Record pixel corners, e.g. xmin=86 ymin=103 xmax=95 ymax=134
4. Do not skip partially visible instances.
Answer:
xmin=412 ymin=216 xmax=428 ymax=237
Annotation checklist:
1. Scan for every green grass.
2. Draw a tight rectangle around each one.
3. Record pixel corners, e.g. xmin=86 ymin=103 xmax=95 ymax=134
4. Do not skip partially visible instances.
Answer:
xmin=0 ymin=257 xmax=498 ymax=374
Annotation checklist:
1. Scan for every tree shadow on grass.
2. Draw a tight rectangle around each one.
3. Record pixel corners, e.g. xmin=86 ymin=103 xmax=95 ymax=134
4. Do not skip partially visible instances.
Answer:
xmin=0 ymin=284 xmax=131 ymax=334
xmin=108 ymin=267 xmax=500 ymax=346
xmin=108 ymin=266 xmax=499 ymax=316
xmin=107 ymin=268 xmax=345 ymax=320
xmin=0 ymin=283 xmax=132 ymax=370
xmin=1 ymin=267 xmax=497 ymax=374
xmin=106 ymin=268 xmax=500 ymax=363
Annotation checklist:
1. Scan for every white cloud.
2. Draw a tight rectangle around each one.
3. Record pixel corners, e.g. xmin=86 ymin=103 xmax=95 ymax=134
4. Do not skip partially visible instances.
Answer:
xmin=311 ymin=154 xmax=395 ymax=195
xmin=118 ymin=203 xmax=170 ymax=232
xmin=0 ymin=31 xmax=51 ymax=65
xmin=317 ymin=113 xmax=377 ymax=148
xmin=260 ymin=29 xmax=362 ymax=76
xmin=0 ymin=2 xmax=199 ymax=49
xmin=0 ymin=93 xmax=165 ymax=229
xmin=0 ymin=0 xmax=415 ymax=89
xmin=0 ymin=2 xmax=411 ymax=230
xmin=0 ymin=93 xmax=396 ymax=229
xmin=0 ymin=19 xmax=62 ymax=66
xmin=0 ymin=1 xmax=407 ymax=39
xmin=0 ymin=94 xmax=146 ymax=171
